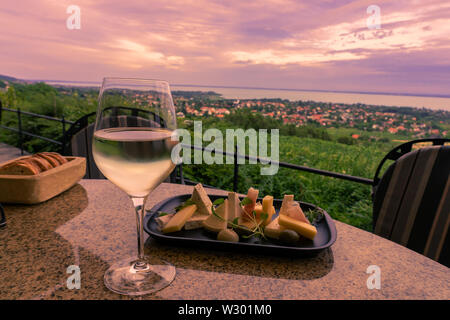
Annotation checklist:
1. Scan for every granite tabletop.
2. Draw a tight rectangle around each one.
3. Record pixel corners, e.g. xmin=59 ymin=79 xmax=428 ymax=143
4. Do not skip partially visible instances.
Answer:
xmin=0 ymin=180 xmax=448 ymax=300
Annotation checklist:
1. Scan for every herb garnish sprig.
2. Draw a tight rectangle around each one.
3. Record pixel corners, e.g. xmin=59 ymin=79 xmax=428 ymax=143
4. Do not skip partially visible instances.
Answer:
xmin=156 ymin=198 xmax=195 ymax=217
xmin=305 ymin=208 xmax=324 ymax=225
xmin=211 ymin=198 xmax=267 ymax=240
xmin=175 ymin=198 xmax=195 ymax=212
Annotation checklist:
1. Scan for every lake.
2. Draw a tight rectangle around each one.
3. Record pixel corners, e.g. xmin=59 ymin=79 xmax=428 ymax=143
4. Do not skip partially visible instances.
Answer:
xmin=42 ymin=80 xmax=450 ymax=111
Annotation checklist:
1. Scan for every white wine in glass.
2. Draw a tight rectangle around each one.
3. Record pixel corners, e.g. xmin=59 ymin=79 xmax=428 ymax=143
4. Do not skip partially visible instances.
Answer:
xmin=93 ymin=128 xmax=176 ymax=197
xmin=92 ymin=78 xmax=178 ymax=295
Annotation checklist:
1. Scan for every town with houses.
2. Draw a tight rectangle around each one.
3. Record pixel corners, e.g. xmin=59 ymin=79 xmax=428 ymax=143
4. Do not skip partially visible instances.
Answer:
xmin=172 ymin=93 xmax=450 ymax=139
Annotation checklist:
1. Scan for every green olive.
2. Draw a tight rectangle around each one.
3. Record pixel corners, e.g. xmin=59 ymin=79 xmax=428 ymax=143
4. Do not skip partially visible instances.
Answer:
xmin=217 ymin=229 xmax=239 ymax=242
xmin=279 ymin=229 xmax=300 ymax=245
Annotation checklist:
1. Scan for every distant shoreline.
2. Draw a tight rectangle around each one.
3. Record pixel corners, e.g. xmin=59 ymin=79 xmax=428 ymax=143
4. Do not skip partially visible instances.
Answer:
xmin=3 ymin=77 xmax=448 ymax=111
xmin=25 ymin=79 xmax=450 ymax=99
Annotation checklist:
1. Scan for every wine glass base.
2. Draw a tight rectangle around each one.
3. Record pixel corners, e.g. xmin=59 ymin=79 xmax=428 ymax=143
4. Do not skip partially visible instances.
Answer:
xmin=104 ymin=256 xmax=176 ymax=296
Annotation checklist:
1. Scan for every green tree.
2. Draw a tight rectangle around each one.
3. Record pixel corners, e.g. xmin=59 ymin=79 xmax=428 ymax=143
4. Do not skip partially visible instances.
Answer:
xmin=0 ymin=90 xmax=5 ymax=105
xmin=6 ymin=86 xmax=17 ymax=108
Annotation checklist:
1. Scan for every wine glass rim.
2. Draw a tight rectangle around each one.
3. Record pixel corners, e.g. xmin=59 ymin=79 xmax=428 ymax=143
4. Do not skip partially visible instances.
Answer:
xmin=102 ymin=77 xmax=169 ymax=85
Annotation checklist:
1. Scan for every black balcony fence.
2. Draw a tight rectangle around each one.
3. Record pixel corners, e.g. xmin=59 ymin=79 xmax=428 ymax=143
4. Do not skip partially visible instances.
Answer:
xmin=0 ymin=103 xmax=74 ymax=155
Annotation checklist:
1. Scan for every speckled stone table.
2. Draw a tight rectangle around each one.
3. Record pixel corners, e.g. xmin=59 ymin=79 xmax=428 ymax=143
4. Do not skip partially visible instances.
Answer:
xmin=0 ymin=180 xmax=449 ymax=300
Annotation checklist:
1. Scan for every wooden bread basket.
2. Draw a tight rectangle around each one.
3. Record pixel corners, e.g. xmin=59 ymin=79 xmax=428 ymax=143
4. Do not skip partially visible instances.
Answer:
xmin=0 ymin=156 xmax=86 ymax=204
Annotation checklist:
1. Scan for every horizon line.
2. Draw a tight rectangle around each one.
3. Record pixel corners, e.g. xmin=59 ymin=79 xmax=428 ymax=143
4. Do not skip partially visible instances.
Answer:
xmin=14 ymin=77 xmax=450 ymax=99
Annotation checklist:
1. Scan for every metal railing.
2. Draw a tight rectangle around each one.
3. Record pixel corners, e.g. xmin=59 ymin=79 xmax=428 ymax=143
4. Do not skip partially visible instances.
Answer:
xmin=0 ymin=105 xmax=375 ymax=191
xmin=0 ymin=104 xmax=74 ymax=154
xmin=174 ymin=144 xmax=374 ymax=191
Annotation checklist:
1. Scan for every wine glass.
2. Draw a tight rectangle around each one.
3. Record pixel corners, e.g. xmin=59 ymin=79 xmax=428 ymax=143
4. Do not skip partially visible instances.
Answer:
xmin=92 ymin=77 xmax=178 ymax=295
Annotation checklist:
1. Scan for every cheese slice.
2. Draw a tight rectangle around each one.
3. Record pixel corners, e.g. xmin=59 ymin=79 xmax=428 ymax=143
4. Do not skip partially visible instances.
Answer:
xmin=191 ymin=183 xmax=212 ymax=216
xmin=263 ymin=206 xmax=276 ymax=226
xmin=262 ymin=195 xmax=273 ymax=214
xmin=285 ymin=201 xmax=310 ymax=224
xmin=262 ymin=195 xmax=275 ymax=225
xmin=184 ymin=214 xmax=209 ymax=230
xmin=227 ymin=192 xmax=244 ymax=221
xmin=155 ymin=213 xmax=174 ymax=231
xmin=279 ymin=194 xmax=294 ymax=216
xmin=278 ymin=214 xmax=317 ymax=240
xmin=264 ymin=216 xmax=285 ymax=239
xmin=243 ymin=187 xmax=259 ymax=220
xmin=203 ymin=200 xmax=228 ymax=233
xmin=162 ymin=204 xmax=197 ymax=233
xmin=254 ymin=203 xmax=263 ymax=216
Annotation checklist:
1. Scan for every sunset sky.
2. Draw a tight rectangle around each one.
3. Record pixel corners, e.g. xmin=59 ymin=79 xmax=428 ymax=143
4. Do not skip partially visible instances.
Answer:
xmin=1 ymin=0 xmax=449 ymax=95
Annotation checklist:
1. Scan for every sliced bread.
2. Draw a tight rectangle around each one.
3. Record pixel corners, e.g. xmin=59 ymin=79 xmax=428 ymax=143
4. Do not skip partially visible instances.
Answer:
xmin=35 ymin=153 xmax=59 ymax=167
xmin=0 ymin=160 xmax=40 ymax=175
xmin=41 ymin=152 xmax=68 ymax=165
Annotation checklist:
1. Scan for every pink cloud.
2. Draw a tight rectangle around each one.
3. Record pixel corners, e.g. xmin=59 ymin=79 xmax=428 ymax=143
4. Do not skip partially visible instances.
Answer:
xmin=0 ymin=0 xmax=449 ymax=95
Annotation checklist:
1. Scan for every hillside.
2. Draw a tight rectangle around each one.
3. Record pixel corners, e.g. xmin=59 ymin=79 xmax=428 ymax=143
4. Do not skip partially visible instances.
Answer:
xmin=0 ymin=74 xmax=18 ymax=82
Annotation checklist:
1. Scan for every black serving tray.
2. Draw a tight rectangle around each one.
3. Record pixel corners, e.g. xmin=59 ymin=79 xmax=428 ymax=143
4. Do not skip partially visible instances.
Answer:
xmin=144 ymin=194 xmax=337 ymax=256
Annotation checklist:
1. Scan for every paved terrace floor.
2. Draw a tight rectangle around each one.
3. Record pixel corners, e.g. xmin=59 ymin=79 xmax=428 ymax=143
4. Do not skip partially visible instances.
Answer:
xmin=0 ymin=143 xmax=28 ymax=163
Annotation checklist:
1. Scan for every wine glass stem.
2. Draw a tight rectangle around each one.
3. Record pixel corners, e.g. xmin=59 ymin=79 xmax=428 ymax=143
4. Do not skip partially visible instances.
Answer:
xmin=131 ymin=197 xmax=146 ymax=266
